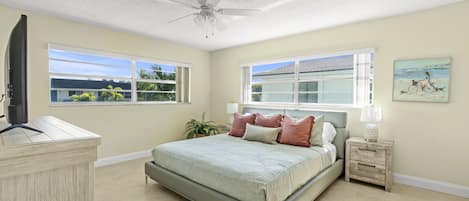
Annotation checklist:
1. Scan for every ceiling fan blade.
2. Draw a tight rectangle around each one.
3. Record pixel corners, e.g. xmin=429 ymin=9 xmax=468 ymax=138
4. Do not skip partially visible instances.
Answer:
xmin=197 ymin=0 xmax=207 ymax=5
xmin=205 ymin=0 xmax=220 ymax=6
xmin=167 ymin=0 xmax=200 ymax=9
xmin=168 ymin=13 xmax=198 ymax=23
xmin=217 ymin=8 xmax=261 ymax=16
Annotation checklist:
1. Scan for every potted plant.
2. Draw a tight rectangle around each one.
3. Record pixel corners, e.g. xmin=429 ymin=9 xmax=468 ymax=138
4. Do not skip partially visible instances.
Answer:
xmin=184 ymin=112 xmax=218 ymax=139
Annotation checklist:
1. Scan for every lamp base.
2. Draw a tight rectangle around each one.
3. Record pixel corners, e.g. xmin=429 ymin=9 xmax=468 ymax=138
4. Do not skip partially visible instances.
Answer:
xmin=364 ymin=123 xmax=379 ymax=142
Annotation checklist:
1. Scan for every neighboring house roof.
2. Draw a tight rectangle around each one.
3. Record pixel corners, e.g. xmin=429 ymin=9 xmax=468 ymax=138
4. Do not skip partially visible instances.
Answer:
xmin=51 ymin=78 xmax=131 ymax=90
xmin=253 ymin=55 xmax=354 ymax=76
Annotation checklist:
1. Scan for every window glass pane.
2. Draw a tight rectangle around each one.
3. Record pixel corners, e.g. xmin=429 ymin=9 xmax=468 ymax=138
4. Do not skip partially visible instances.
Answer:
xmin=49 ymin=49 xmax=132 ymax=78
xmin=299 ymin=81 xmax=318 ymax=91
xmin=49 ymin=49 xmax=190 ymax=104
xmin=299 ymin=79 xmax=354 ymax=104
xmin=136 ymin=61 xmax=176 ymax=80
xmin=137 ymin=92 xmax=176 ymax=102
xmin=136 ymin=82 xmax=176 ymax=92
xmin=251 ymin=83 xmax=294 ymax=103
xmin=298 ymin=82 xmax=319 ymax=103
xmin=252 ymin=61 xmax=295 ymax=82
xmin=246 ymin=52 xmax=373 ymax=105
xmin=299 ymin=93 xmax=319 ymax=103
xmin=298 ymin=54 xmax=355 ymax=104
xmin=50 ymin=77 xmax=131 ymax=102
xmin=299 ymin=55 xmax=354 ymax=80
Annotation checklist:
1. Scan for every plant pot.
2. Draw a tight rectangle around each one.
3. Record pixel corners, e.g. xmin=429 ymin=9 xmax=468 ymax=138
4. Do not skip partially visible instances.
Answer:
xmin=194 ymin=134 xmax=207 ymax=138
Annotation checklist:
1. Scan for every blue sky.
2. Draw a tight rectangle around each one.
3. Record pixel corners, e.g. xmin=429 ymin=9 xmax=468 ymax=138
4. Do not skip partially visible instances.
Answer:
xmin=49 ymin=50 xmax=176 ymax=78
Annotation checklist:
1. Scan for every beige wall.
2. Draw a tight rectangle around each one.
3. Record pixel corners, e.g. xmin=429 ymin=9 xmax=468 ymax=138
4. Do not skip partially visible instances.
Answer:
xmin=0 ymin=5 xmax=211 ymax=158
xmin=210 ymin=1 xmax=469 ymax=187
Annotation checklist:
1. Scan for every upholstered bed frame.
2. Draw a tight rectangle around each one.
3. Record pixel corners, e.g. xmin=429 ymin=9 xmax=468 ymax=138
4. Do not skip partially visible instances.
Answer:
xmin=145 ymin=107 xmax=349 ymax=201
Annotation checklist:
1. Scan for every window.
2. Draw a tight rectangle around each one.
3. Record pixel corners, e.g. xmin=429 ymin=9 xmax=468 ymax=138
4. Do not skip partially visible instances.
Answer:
xmin=251 ymin=61 xmax=295 ymax=103
xmin=49 ymin=46 xmax=190 ymax=104
xmin=242 ymin=50 xmax=374 ymax=106
xmin=136 ymin=61 xmax=177 ymax=102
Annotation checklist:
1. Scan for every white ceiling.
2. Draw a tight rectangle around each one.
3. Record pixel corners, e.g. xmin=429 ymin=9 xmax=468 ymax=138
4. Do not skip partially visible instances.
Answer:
xmin=0 ymin=0 xmax=462 ymax=51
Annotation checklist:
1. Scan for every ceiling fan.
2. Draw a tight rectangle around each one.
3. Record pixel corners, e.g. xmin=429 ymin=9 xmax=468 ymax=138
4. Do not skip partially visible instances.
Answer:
xmin=167 ymin=0 xmax=262 ymax=38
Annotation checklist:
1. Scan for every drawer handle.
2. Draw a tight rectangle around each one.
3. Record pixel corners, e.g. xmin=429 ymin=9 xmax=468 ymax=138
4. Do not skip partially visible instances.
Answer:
xmin=358 ymin=163 xmax=376 ymax=168
xmin=358 ymin=148 xmax=377 ymax=152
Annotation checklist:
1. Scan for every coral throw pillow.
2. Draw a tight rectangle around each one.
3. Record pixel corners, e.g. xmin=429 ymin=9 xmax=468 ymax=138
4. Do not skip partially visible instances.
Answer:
xmin=278 ymin=115 xmax=315 ymax=147
xmin=229 ymin=113 xmax=256 ymax=137
xmin=255 ymin=113 xmax=283 ymax=128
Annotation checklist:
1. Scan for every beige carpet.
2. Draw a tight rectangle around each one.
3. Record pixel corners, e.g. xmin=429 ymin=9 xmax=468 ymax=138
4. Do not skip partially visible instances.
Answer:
xmin=95 ymin=158 xmax=467 ymax=201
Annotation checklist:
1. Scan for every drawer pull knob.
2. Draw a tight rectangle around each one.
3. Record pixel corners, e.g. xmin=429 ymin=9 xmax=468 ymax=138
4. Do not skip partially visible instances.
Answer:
xmin=358 ymin=163 xmax=376 ymax=168
xmin=358 ymin=148 xmax=377 ymax=152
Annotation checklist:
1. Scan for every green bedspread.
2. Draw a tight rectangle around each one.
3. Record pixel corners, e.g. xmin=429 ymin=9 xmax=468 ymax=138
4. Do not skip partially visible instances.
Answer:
xmin=152 ymin=134 xmax=333 ymax=201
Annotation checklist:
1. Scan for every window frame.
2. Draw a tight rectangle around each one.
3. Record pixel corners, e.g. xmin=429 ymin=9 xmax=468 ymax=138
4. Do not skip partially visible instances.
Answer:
xmin=241 ymin=48 xmax=374 ymax=108
xmin=48 ymin=44 xmax=191 ymax=106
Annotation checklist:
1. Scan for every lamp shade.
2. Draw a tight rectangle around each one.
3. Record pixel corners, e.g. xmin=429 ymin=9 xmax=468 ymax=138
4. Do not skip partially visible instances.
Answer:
xmin=360 ymin=105 xmax=383 ymax=123
xmin=226 ymin=103 xmax=239 ymax=114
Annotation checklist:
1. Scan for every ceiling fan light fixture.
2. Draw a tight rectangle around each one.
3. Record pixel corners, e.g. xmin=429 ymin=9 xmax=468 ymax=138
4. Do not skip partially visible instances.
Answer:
xmin=193 ymin=15 xmax=214 ymax=38
xmin=167 ymin=0 xmax=262 ymax=38
xmin=194 ymin=14 xmax=204 ymax=25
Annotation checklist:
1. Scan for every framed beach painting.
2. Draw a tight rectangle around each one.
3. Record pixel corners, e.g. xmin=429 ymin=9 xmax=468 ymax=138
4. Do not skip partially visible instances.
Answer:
xmin=393 ymin=57 xmax=451 ymax=103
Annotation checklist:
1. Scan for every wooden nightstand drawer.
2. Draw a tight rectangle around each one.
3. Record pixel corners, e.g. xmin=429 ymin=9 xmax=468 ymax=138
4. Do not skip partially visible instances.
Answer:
xmin=350 ymin=145 xmax=386 ymax=165
xmin=349 ymin=161 xmax=385 ymax=185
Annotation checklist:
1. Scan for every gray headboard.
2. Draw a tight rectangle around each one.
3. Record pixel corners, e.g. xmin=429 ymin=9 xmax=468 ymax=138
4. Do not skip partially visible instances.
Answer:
xmin=242 ymin=107 xmax=349 ymax=159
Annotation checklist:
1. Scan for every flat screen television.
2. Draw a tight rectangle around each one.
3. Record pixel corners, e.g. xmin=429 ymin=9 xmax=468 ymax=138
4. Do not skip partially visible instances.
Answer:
xmin=1 ymin=15 xmax=42 ymax=134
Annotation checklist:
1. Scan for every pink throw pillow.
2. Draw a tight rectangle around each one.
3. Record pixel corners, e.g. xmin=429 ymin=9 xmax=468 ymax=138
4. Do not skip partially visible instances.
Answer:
xmin=229 ymin=113 xmax=256 ymax=137
xmin=278 ymin=115 xmax=314 ymax=147
xmin=255 ymin=113 xmax=283 ymax=128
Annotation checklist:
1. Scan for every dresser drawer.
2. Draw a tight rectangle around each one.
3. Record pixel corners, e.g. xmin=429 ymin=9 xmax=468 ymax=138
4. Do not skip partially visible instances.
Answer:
xmin=350 ymin=161 xmax=386 ymax=185
xmin=350 ymin=145 xmax=386 ymax=165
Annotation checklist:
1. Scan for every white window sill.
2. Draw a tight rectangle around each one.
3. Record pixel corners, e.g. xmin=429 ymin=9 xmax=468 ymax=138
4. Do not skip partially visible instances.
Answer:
xmin=49 ymin=101 xmax=191 ymax=107
xmin=242 ymin=103 xmax=364 ymax=110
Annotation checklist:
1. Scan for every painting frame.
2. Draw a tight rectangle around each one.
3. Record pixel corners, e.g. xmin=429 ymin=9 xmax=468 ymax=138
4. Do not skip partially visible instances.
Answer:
xmin=392 ymin=57 xmax=451 ymax=103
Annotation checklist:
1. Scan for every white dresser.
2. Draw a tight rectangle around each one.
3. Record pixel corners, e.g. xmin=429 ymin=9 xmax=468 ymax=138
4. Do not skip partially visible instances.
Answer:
xmin=0 ymin=116 xmax=101 ymax=201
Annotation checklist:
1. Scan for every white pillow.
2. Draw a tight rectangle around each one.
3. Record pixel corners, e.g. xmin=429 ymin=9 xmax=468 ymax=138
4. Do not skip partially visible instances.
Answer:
xmin=243 ymin=124 xmax=281 ymax=144
xmin=310 ymin=116 xmax=324 ymax=146
xmin=322 ymin=122 xmax=337 ymax=144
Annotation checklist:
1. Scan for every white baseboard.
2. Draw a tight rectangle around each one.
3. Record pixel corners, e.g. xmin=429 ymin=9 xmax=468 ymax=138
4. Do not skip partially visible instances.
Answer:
xmin=394 ymin=173 xmax=469 ymax=198
xmin=95 ymin=149 xmax=152 ymax=168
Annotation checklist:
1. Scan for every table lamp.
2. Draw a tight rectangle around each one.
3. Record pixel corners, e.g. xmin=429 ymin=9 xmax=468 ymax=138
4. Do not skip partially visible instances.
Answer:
xmin=360 ymin=105 xmax=383 ymax=142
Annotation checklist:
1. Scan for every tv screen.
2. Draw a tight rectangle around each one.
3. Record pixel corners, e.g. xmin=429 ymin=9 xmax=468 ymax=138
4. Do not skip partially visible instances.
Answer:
xmin=5 ymin=14 xmax=28 ymax=125
xmin=1 ymin=15 xmax=41 ymax=134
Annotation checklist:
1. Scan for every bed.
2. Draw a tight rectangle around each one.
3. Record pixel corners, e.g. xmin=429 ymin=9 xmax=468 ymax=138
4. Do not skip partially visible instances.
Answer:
xmin=145 ymin=107 xmax=348 ymax=201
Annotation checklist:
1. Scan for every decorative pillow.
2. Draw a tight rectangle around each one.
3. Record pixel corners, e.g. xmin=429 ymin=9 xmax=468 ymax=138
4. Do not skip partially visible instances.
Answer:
xmin=310 ymin=115 xmax=324 ymax=146
xmin=243 ymin=124 xmax=281 ymax=144
xmin=322 ymin=122 xmax=337 ymax=144
xmin=255 ymin=113 xmax=283 ymax=128
xmin=229 ymin=113 xmax=256 ymax=137
xmin=278 ymin=115 xmax=314 ymax=147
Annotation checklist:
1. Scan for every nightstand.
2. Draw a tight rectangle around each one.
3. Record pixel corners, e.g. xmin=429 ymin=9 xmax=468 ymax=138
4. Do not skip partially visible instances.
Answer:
xmin=345 ymin=137 xmax=394 ymax=191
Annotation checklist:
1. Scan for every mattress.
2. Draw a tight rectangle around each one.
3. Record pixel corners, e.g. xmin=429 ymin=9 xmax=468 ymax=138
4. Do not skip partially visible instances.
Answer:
xmin=152 ymin=134 xmax=334 ymax=201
